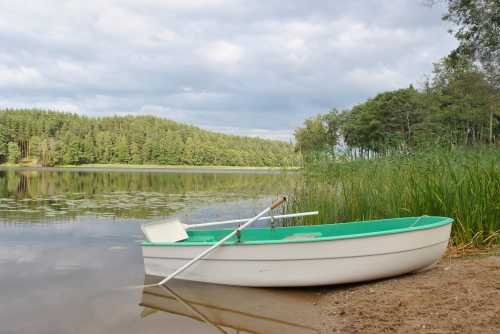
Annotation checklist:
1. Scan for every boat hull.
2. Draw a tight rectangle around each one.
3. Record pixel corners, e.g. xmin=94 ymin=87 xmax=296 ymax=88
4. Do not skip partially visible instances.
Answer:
xmin=142 ymin=220 xmax=452 ymax=287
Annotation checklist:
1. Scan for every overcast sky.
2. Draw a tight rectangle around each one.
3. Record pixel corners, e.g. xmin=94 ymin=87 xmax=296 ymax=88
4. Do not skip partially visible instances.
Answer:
xmin=0 ymin=0 xmax=457 ymax=142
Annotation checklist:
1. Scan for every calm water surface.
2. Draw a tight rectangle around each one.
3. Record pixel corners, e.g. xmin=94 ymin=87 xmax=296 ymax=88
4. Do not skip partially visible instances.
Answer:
xmin=0 ymin=169 xmax=322 ymax=334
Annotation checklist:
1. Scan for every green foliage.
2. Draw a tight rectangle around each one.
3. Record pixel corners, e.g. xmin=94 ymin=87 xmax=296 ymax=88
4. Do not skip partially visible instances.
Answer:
xmin=7 ymin=142 xmax=21 ymax=164
xmin=443 ymin=0 xmax=500 ymax=71
xmin=0 ymin=108 xmax=300 ymax=167
xmin=294 ymin=110 xmax=339 ymax=153
xmin=442 ymin=0 xmax=500 ymax=143
xmin=337 ymin=86 xmax=428 ymax=153
xmin=0 ymin=124 xmax=7 ymax=158
xmin=129 ymin=142 xmax=141 ymax=165
xmin=112 ymin=135 xmax=130 ymax=164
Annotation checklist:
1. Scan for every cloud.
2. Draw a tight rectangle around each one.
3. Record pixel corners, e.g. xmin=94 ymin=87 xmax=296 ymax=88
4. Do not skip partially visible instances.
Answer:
xmin=0 ymin=66 xmax=42 ymax=88
xmin=0 ymin=0 xmax=457 ymax=141
xmin=201 ymin=41 xmax=244 ymax=64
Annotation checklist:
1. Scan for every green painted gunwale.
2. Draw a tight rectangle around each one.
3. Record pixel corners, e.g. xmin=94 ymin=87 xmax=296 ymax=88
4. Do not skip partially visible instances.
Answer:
xmin=141 ymin=216 xmax=454 ymax=246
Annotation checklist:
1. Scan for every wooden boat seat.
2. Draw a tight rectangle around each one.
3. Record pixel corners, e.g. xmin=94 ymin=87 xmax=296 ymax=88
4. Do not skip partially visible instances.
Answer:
xmin=283 ymin=233 xmax=321 ymax=240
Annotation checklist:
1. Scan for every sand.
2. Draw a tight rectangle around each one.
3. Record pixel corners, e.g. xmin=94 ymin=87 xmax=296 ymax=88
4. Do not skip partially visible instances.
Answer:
xmin=318 ymin=252 xmax=500 ymax=333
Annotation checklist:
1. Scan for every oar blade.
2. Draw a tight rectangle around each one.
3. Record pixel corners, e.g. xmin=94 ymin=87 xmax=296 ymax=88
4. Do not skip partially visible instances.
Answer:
xmin=141 ymin=218 xmax=189 ymax=243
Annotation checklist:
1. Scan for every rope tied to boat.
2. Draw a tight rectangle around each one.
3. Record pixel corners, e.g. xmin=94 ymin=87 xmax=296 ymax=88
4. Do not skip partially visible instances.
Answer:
xmin=410 ymin=215 xmax=429 ymax=228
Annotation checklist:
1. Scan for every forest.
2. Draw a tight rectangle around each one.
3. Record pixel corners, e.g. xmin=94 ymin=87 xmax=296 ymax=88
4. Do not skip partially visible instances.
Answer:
xmin=0 ymin=109 xmax=299 ymax=167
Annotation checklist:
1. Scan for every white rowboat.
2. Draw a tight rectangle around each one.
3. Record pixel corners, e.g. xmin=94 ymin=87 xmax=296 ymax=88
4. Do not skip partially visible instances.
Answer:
xmin=141 ymin=216 xmax=453 ymax=287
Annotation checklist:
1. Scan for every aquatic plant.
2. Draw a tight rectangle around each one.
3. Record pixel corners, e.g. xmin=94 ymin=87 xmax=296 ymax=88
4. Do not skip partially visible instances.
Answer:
xmin=285 ymin=145 xmax=500 ymax=246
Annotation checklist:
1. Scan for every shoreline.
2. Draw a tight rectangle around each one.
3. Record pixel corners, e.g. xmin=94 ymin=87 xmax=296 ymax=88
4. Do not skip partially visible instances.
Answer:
xmin=0 ymin=164 xmax=299 ymax=174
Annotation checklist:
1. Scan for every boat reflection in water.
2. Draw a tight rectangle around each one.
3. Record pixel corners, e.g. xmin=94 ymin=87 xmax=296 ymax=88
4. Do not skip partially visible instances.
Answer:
xmin=139 ymin=275 xmax=322 ymax=334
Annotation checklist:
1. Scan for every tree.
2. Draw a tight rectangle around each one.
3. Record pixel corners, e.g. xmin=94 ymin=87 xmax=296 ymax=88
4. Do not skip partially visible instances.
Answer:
xmin=336 ymin=87 xmax=426 ymax=153
xmin=129 ymin=142 xmax=142 ymax=164
xmin=431 ymin=56 xmax=491 ymax=145
xmin=112 ymin=135 xmax=130 ymax=164
xmin=80 ymin=136 xmax=95 ymax=164
xmin=29 ymin=136 xmax=41 ymax=159
xmin=442 ymin=0 xmax=500 ymax=66
xmin=62 ymin=133 xmax=81 ymax=165
xmin=158 ymin=132 xmax=181 ymax=165
xmin=322 ymin=108 xmax=341 ymax=147
xmin=0 ymin=124 xmax=8 ymax=159
xmin=7 ymin=142 xmax=21 ymax=164
xmin=95 ymin=131 xmax=112 ymax=163
xmin=201 ymin=141 xmax=215 ymax=165
xmin=182 ymin=137 xmax=196 ymax=165
xmin=444 ymin=0 xmax=500 ymax=143
xmin=294 ymin=112 xmax=339 ymax=153
xmin=426 ymin=0 xmax=500 ymax=143
xmin=141 ymin=137 xmax=154 ymax=164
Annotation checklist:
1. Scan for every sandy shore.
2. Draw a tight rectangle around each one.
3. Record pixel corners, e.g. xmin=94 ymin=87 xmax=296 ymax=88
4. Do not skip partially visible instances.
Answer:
xmin=317 ymin=253 xmax=500 ymax=333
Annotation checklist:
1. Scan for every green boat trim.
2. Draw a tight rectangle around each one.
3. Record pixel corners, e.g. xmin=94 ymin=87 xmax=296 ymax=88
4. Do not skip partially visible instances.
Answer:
xmin=141 ymin=216 xmax=454 ymax=246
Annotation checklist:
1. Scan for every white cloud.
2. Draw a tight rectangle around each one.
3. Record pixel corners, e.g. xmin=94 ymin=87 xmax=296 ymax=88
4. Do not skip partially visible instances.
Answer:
xmin=0 ymin=66 xmax=42 ymax=87
xmin=200 ymin=41 xmax=244 ymax=64
xmin=157 ymin=29 xmax=179 ymax=43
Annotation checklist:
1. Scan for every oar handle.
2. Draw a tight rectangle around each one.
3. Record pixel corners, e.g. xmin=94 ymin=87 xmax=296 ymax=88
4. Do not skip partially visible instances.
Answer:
xmin=270 ymin=197 xmax=286 ymax=210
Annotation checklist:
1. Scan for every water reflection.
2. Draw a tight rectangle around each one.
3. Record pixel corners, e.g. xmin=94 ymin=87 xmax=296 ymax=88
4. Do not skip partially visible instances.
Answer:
xmin=140 ymin=276 xmax=322 ymax=334
xmin=0 ymin=169 xmax=294 ymax=224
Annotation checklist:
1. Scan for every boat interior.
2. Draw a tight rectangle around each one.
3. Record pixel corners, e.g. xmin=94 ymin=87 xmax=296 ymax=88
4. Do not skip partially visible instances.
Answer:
xmin=141 ymin=216 xmax=452 ymax=246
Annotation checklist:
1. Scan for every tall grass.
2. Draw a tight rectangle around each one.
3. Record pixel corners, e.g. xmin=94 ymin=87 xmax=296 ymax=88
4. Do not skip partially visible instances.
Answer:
xmin=284 ymin=145 xmax=500 ymax=246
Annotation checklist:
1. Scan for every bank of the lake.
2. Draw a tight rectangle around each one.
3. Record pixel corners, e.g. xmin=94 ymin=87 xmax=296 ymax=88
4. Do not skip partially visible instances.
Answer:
xmin=0 ymin=162 xmax=300 ymax=174
xmin=318 ymin=252 xmax=500 ymax=333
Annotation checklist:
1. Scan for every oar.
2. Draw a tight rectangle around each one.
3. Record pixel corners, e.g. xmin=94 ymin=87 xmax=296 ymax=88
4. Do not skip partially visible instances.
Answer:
xmin=181 ymin=211 xmax=319 ymax=229
xmin=157 ymin=197 xmax=286 ymax=286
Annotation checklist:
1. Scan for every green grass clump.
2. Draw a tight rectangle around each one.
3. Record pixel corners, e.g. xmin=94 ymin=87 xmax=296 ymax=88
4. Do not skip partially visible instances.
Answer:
xmin=285 ymin=145 xmax=500 ymax=247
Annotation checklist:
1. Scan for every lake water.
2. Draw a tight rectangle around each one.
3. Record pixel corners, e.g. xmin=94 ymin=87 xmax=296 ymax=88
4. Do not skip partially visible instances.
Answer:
xmin=0 ymin=168 xmax=323 ymax=334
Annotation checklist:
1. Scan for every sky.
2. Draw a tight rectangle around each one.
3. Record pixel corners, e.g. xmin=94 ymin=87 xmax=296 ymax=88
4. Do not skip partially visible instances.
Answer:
xmin=0 ymin=0 xmax=458 ymax=142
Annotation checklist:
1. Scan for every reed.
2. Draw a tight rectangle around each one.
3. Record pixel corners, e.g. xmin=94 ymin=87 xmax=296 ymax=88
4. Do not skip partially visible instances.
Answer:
xmin=284 ymin=145 xmax=500 ymax=246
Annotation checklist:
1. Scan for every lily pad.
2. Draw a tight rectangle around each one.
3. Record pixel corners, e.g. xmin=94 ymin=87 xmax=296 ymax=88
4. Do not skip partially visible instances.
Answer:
xmin=109 ymin=246 xmax=126 ymax=250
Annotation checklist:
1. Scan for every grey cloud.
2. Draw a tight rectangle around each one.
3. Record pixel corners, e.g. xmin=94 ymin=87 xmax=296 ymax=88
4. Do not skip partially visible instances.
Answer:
xmin=0 ymin=0 xmax=457 ymax=141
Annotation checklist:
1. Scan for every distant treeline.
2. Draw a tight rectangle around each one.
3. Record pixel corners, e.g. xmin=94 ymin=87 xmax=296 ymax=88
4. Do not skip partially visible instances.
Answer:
xmin=0 ymin=109 xmax=299 ymax=167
